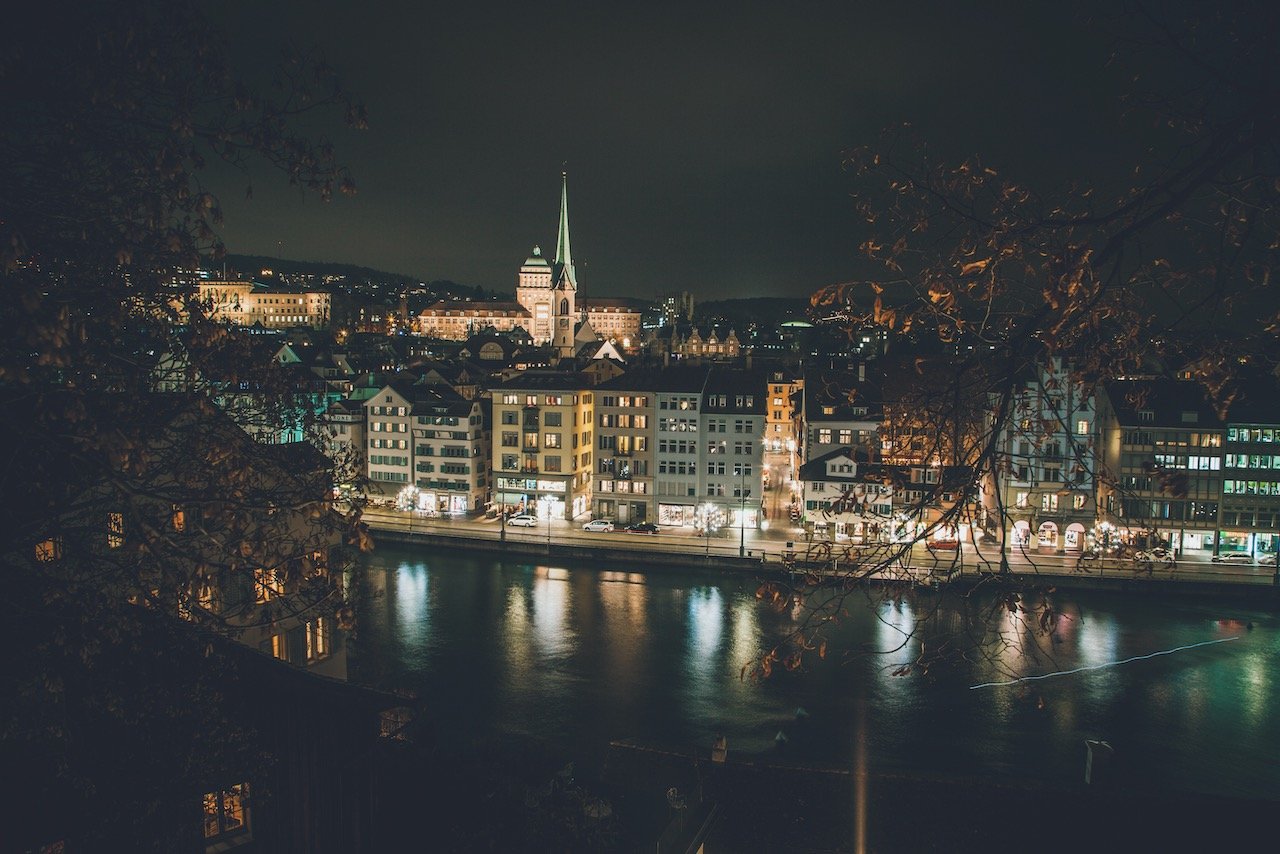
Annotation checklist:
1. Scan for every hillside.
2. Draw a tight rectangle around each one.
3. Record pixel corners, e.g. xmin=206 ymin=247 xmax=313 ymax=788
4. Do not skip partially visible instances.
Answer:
xmin=218 ymin=253 xmax=425 ymax=285
xmin=693 ymin=296 xmax=811 ymax=328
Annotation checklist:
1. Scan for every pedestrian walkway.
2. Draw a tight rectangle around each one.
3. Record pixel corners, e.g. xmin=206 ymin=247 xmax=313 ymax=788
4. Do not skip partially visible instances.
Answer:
xmin=357 ymin=506 xmax=1280 ymax=593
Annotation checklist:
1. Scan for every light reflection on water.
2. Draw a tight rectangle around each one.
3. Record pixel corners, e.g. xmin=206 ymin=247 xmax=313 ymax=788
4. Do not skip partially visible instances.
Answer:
xmin=355 ymin=547 xmax=1280 ymax=799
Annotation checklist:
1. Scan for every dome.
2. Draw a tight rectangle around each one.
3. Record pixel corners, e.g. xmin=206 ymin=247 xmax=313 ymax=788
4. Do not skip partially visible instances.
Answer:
xmin=522 ymin=245 xmax=549 ymax=267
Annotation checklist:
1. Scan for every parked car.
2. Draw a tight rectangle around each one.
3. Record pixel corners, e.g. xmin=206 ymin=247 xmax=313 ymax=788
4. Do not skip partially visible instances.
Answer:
xmin=583 ymin=519 xmax=615 ymax=532
xmin=625 ymin=522 xmax=660 ymax=534
xmin=926 ymin=539 xmax=959 ymax=551
xmin=1134 ymin=547 xmax=1171 ymax=561
xmin=1211 ymin=552 xmax=1255 ymax=564
xmin=506 ymin=514 xmax=538 ymax=527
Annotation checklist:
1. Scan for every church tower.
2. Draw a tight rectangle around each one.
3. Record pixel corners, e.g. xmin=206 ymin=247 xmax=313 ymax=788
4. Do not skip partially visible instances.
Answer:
xmin=550 ymin=171 xmax=578 ymax=359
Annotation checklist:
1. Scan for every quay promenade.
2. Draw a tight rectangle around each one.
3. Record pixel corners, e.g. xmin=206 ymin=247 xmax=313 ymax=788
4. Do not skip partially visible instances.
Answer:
xmin=358 ymin=507 xmax=1280 ymax=601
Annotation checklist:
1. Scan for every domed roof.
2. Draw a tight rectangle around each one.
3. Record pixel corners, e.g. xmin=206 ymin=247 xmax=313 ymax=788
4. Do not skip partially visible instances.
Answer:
xmin=523 ymin=245 xmax=549 ymax=267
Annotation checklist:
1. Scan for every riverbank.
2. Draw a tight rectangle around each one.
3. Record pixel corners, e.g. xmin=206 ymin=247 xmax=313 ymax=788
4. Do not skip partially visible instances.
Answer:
xmin=365 ymin=522 xmax=1280 ymax=605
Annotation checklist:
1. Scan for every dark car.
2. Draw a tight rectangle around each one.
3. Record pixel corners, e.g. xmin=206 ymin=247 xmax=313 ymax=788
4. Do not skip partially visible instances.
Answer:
xmin=625 ymin=522 xmax=660 ymax=534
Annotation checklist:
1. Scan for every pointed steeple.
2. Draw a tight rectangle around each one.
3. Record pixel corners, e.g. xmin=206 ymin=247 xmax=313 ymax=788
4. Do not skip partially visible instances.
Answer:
xmin=554 ymin=171 xmax=575 ymax=286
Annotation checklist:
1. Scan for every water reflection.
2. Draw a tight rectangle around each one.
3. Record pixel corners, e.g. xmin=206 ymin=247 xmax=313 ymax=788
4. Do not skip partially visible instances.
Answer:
xmin=530 ymin=565 xmax=574 ymax=661
xmin=393 ymin=561 xmax=431 ymax=652
xmin=355 ymin=547 xmax=1280 ymax=801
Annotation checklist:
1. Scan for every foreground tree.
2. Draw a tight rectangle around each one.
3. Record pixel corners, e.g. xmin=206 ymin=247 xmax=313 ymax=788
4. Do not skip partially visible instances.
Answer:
xmin=0 ymin=2 xmax=378 ymax=850
xmin=754 ymin=0 xmax=1280 ymax=680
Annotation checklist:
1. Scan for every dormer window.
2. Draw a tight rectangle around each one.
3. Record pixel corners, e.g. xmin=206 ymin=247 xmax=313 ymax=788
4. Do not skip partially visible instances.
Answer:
xmin=822 ymin=406 xmax=835 ymax=415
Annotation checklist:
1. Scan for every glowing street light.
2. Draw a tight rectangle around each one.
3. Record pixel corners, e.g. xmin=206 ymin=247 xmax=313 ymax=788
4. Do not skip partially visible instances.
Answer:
xmin=701 ymin=501 xmax=716 ymax=559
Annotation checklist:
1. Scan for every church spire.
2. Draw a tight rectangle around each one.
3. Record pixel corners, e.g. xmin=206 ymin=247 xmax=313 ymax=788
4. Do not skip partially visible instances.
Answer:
xmin=554 ymin=171 xmax=574 ymax=282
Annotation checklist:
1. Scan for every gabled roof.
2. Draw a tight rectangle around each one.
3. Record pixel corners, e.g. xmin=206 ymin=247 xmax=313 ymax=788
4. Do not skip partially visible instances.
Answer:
xmin=797 ymin=449 xmax=972 ymax=491
xmin=1101 ymin=378 xmax=1223 ymax=429
xmin=596 ymin=364 xmax=712 ymax=393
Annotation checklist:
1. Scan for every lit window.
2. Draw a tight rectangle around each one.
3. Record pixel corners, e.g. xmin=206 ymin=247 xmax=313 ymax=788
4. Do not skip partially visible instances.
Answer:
xmin=1076 ymin=419 xmax=1090 ymax=435
xmin=107 ymin=512 xmax=125 ymax=548
xmin=306 ymin=617 xmax=331 ymax=662
xmin=35 ymin=537 xmax=63 ymax=562
xmin=255 ymin=568 xmax=284 ymax=603
xmin=171 ymin=505 xmax=185 ymax=532
xmin=203 ymin=783 xmax=250 ymax=841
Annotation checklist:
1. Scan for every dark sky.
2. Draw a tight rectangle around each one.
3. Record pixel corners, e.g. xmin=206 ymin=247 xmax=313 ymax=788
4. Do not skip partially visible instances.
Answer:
xmin=205 ymin=1 xmax=1144 ymax=301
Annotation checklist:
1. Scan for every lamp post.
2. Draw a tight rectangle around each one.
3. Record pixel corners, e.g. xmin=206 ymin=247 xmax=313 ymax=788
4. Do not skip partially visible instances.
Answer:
xmin=738 ymin=464 xmax=747 ymax=559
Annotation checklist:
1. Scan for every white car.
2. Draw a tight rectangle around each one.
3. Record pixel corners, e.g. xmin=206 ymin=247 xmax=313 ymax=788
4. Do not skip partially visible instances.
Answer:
xmin=506 ymin=514 xmax=538 ymax=527
xmin=583 ymin=519 xmax=615 ymax=532
xmin=1211 ymin=552 xmax=1255 ymax=564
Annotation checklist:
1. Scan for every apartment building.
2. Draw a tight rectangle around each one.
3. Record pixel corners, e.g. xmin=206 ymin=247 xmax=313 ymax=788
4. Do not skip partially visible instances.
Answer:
xmin=797 ymin=365 xmax=880 ymax=463
xmin=996 ymin=357 xmax=1098 ymax=553
xmin=654 ymin=366 xmax=714 ymax=527
xmin=490 ymin=371 xmax=595 ymax=520
xmin=1096 ymin=378 xmax=1224 ymax=556
xmin=593 ymin=372 xmax=660 ymax=523
xmin=363 ymin=381 xmax=489 ymax=512
xmin=797 ymin=447 xmax=973 ymax=545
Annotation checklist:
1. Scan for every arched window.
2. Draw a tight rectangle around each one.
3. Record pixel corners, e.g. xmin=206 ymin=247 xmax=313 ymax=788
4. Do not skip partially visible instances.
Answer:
xmin=559 ymin=298 xmax=569 ymax=315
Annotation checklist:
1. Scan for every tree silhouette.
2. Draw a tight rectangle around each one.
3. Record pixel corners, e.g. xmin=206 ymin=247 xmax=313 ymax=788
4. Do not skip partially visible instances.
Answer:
xmin=752 ymin=0 xmax=1280 ymax=681
xmin=1 ymin=1 xmax=371 ymax=849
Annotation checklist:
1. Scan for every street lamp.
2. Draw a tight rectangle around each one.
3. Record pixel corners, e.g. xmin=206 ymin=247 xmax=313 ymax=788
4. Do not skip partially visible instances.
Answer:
xmin=738 ymin=464 xmax=748 ymax=558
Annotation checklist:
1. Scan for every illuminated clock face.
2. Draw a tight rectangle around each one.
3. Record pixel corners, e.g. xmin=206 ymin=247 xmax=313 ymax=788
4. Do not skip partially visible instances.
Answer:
xmin=559 ymin=318 xmax=569 ymax=328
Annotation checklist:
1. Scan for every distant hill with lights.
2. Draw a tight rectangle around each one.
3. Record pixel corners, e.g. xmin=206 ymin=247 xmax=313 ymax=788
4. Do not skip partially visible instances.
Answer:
xmin=216 ymin=254 xmax=487 ymax=301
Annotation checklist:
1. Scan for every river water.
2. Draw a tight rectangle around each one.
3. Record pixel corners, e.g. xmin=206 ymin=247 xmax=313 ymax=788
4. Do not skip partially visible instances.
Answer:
xmin=351 ymin=544 xmax=1280 ymax=803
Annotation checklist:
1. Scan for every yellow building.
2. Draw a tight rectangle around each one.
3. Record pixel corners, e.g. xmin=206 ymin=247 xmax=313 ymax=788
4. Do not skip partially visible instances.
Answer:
xmin=491 ymin=371 xmax=594 ymax=520
xmin=415 ymin=300 xmax=530 ymax=339
xmin=195 ymin=280 xmax=331 ymax=329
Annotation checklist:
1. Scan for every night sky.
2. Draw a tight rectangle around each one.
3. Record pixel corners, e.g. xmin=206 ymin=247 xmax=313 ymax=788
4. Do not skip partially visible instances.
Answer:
xmin=206 ymin=1 xmax=1151 ymax=301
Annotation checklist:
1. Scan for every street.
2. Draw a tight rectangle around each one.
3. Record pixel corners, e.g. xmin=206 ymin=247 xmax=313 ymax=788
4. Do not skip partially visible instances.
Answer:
xmin=357 ymin=506 xmax=1279 ymax=587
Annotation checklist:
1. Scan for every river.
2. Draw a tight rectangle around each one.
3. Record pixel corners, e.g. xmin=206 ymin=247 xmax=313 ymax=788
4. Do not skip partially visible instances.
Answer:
xmin=351 ymin=544 xmax=1280 ymax=806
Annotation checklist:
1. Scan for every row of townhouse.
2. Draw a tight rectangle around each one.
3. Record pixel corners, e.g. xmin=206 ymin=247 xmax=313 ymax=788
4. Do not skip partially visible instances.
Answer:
xmin=788 ymin=361 xmax=977 ymax=545
xmin=325 ymin=364 xmax=772 ymax=532
xmin=320 ymin=350 xmax=1280 ymax=559
xmin=996 ymin=362 xmax=1280 ymax=558
xmin=489 ymin=366 xmax=769 ymax=530
xmin=778 ymin=356 xmax=1280 ymax=560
